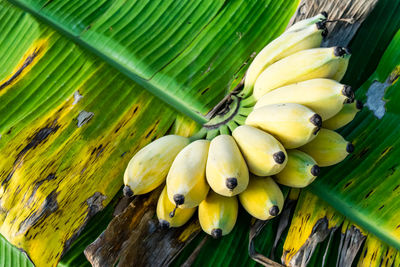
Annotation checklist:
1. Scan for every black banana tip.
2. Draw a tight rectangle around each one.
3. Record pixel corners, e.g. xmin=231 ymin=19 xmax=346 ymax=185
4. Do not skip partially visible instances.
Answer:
xmin=310 ymin=114 xmax=322 ymax=128
xmin=226 ymin=178 xmax=238 ymax=190
xmin=311 ymin=165 xmax=320 ymax=176
xmin=159 ymin=220 xmax=170 ymax=229
xmin=344 ymin=98 xmax=354 ymax=104
xmin=320 ymin=11 xmax=328 ymax=18
xmin=273 ymin=151 xmax=286 ymax=164
xmin=269 ymin=205 xmax=280 ymax=216
xmin=316 ymin=20 xmax=326 ymax=30
xmin=173 ymin=194 xmax=185 ymax=205
xmin=334 ymin=46 xmax=351 ymax=57
xmin=211 ymin=228 xmax=222 ymax=239
xmin=346 ymin=143 xmax=355 ymax=153
xmin=123 ymin=185 xmax=134 ymax=198
xmin=342 ymin=85 xmax=355 ymax=100
xmin=356 ymin=100 xmax=364 ymax=110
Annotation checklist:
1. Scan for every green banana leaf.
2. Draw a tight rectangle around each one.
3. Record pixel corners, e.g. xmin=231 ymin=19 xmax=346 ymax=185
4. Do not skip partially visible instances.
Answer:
xmin=0 ymin=1 xmax=200 ymax=266
xmin=310 ymin=26 xmax=400 ymax=251
xmin=8 ymin=0 xmax=299 ymax=123
xmin=2 ymin=0 xmax=400 ymax=265
xmin=0 ymin=0 xmax=300 ymax=266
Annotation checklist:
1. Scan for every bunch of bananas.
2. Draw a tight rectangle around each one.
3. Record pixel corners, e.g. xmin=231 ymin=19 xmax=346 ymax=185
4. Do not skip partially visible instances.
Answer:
xmin=123 ymin=12 xmax=362 ymax=238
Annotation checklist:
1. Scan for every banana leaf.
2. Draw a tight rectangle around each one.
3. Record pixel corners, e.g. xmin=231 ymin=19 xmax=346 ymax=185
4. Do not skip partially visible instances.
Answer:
xmin=272 ymin=1 xmax=400 ymax=264
xmin=0 ymin=1 xmax=201 ymax=266
xmin=2 ymin=0 xmax=400 ymax=266
xmin=309 ymin=26 xmax=400 ymax=251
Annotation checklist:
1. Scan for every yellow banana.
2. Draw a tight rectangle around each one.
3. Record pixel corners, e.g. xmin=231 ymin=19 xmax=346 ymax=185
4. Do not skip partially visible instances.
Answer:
xmin=241 ymin=16 xmax=327 ymax=97
xmin=157 ymin=186 xmax=196 ymax=228
xmin=299 ymin=128 xmax=354 ymax=166
xmin=232 ymin=125 xmax=287 ymax=176
xmin=253 ymin=47 xmax=351 ymax=99
xmin=285 ymin=12 xmax=327 ymax=33
xmin=324 ymin=100 xmax=363 ymax=130
xmin=123 ymin=135 xmax=189 ymax=197
xmin=274 ymin=150 xmax=320 ymax=188
xmin=254 ymin=79 xmax=354 ymax=120
xmin=239 ymin=176 xmax=284 ymax=220
xmin=245 ymin=103 xmax=322 ymax=149
xmin=206 ymin=135 xmax=249 ymax=196
xmin=167 ymin=140 xmax=210 ymax=210
xmin=198 ymin=191 xmax=238 ymax=238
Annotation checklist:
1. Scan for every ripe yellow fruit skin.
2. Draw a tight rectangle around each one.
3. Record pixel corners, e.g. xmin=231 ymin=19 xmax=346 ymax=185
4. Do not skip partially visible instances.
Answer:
xmin=285 ymin=13 xmax=327 ymax=33
xmin=232 ymin=125 xmax=287 ymax=176
xmin=239 ymin=176 xmax=284 ymax=220
xmin=254 ymin=79 xmax=352 ymax=120
xmin=245 ymin=103 xmax=321 ymax=149
xmin=323 ymin=100 xmax=363 ymax=130
xmin=300 ymin=128 xmax=353 ymax=166
xmin=206 ymin=135 xmax=249 ymax=197
xmin=167 ymin=140 xmax=210 ymax=208
xmin=242 ymin=23 xmax=325 ymax=96
xmin=253 ymin=47 xmax=351 ymax=100
xmin=198 ymin=191 xmax=238 ymax=238
xmin=123 ymin=135 xmax=189 ymax=195
xmin=157 ymin=186 xmax=196 ymax=228
xmin=274 ymin=150 xmax=319 ymax=188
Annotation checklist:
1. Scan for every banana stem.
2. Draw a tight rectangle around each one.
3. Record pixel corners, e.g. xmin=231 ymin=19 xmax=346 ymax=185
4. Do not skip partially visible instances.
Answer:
xmin=219 ymin=124 xmax=230 ymax=135
xmin=227 ymin=120 xmax=238 ymax=133
xmin=189 ymin=127 xmax=207 ymax=142
xmin=238 ymin=84 xmax=252 ymax=98
xmin=234 ymin=115 xmax=247 ymax=126
xmin=238 ymin=106 xmax=254 ymax=117
xmin=206 ymin=128 xmax=219 ymax=140
xmin=241 ymin=95 xmax=257 ymax=107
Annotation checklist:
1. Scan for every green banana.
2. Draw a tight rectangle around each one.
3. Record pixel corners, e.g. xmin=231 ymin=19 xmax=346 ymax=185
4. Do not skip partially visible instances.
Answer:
xmin=324 ymin=100 xmax=363 ymax=130
xmin=274 ymin=150 xmax=319 ymax=188
xmin=300 ymin=128 xmax=354 ymax=166
xmin=198 ymin=191 xmax=238 ymax=238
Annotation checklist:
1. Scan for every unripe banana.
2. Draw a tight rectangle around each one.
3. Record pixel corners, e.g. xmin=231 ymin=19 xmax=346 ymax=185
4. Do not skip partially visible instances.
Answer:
xmin=253 ymin=47 xmax=351 ymax=99
xmin=198 ymin=191 xmax=238 ymax=238
xmin=254 ymin=79 xmax=354 ymax=120
xmin=324 ymin=100 xmax=363 ymax=130
xmin=123 ymin=135 xmax=189 ymax=197
xmin=167 ymin=140 xmax=210 ymax=210
xmin=274 ymin=150 xmax=320 ymax=188
xmin=206 ymin=135 xmax=249 ymax=196
xmin=245 ymin=103 xmax=322 ymax=149
xmin=232 ymin=125 xmax=287 ymax=176
xmin=239 ymin=176 xmax=284 ymax=220
xmin=300 ymin=128 xmax=354 ymax=166
xmin=241 ymin=20 xmax=327 ymax=97
xmin=285 ymin=12 xmax=327 ymax=33
xmin=157 ymin=186 xmax=196 ymax=228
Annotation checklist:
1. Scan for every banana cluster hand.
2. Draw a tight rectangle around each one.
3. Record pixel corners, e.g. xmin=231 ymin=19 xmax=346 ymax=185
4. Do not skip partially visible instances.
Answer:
xmin=122 ymin=12 xmax=361 ymax=238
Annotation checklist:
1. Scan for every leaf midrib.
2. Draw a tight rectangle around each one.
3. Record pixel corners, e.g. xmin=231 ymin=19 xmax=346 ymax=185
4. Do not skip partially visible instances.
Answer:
xmin=7 ymin=0 xmax=218 ymax=124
